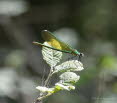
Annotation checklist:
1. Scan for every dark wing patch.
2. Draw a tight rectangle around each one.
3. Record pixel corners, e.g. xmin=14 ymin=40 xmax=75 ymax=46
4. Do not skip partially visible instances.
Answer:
xmin=41 ymin=30 xmax=73 ymax=51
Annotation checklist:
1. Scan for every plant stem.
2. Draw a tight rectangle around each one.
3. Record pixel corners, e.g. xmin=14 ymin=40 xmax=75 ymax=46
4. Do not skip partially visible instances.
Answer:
xmin=36 ymin=93 xmax=53 ymax=102
xmin=44 ymin=66 xmax=53 ymax=87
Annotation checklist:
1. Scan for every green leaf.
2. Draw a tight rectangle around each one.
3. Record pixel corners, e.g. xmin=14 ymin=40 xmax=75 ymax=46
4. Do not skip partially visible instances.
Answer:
xmin=53 ymin=60 xmax=84 ymax=74
xmin=59 ymin=72 xmax=80 ymax=84
xmin=42 ymin=42 xmax=62 ymax=67
xmin=55 ymin=83 xmax=75 ymax=91
xmin=36 ymin=86 xmax=54 ymax=93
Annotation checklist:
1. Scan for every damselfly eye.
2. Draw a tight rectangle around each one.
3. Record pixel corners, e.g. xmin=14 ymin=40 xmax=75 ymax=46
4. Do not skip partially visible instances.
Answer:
xmin=80 ymin=53 xmax=84 ymax=57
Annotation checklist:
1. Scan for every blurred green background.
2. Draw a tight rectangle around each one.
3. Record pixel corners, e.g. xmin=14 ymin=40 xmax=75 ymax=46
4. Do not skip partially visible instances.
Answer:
xmin=0 ymin=0 xmax=117 ymax=103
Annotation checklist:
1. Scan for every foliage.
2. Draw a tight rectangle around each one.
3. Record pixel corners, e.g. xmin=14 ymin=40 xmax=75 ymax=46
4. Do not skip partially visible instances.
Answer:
xmin=35 ymin=42 xmax=84 ymax=102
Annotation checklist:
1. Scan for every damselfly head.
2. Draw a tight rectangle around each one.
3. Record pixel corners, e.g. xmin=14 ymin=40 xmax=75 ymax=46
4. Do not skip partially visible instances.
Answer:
xmin=80 ymin=53 xmax=84 ymax=57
